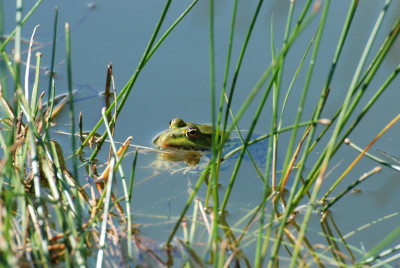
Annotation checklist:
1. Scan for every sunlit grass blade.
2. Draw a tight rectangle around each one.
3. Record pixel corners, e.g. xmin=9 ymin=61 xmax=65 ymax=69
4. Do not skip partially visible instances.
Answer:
xmin=30 ymin=52 xmax=41 ymax=117
xmin=345 ymin=138 xmax=400 ymax=171
xmin=361 ymin=229 xmax=400 ymax=266
xmin=207 ymin=0 xmax=220 ymax=265
xmin=286 ymin=0 xmax=359 ymax=266
xmin=293 ymin=18 xmax=400 ymax=207
xmin=47 ymin=7 xmax=58 ymax=104
xmin=321 ymin=114 xmax=400 ymax=201
xmin=101 ymin=107 xmax=132 ymax=257
xmin=65 ymin=21 xmax=87 ymax=267
xmin=96 ymin=157 xmax=115 ymax=268
xmin=13 ymin=0 xmax=23 ymax=94
xmin=144 ymin=0 xmax=198 ymax=64
xmin=166 ymin=164 xmax=211 ymax=246
xmin=321 ymin=166 xmax=381 ymax=214
xmin=24 ymin=25 xmax=39 ymax=101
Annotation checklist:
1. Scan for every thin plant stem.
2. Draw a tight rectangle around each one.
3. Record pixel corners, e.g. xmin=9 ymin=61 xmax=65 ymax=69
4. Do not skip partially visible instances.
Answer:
xmin=77 ymin=0 xmax=173 ymax=157
xmin=101 ymin=108 xmax=132 ymax=260
xmin=207 ymin=0 xmax=220 ymax=266
xmin=345 ymin=138 xmax=400 ymax=171
xmin=65 ymin=22 xmax=85 ymax=267
xmin=293 ymin=15 xmax=400 ymax=207
xmin=220 ymin=67 xmax=278 ymax=213
xmin=24 ymin=25 xmax=39 ymax=101
xmin=266 ymin=1 xmax=329 ymax=263
xmin=0 ymin=0 xmax=43 ymax=51
xmin=321 ymin=166 xmax=381 ymax=213
xmin=288 ymin=2 xmax=360 ymax=266
xmin=166 ymin=164 xmax=211 ymax=246
xmin=322 ymin=114 xmax=400 ymax=202
xmin=30 ymin=52 xmax=41 ymax=117
xmin=96 ymin=157 xmax=115 ymax=268
xmin=47 ymin=7 xmax=58 ymax=104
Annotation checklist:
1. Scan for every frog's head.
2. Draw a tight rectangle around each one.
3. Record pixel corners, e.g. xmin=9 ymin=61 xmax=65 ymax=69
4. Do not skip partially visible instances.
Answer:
xmin=153 ymin=118 xmax=214 ymax=150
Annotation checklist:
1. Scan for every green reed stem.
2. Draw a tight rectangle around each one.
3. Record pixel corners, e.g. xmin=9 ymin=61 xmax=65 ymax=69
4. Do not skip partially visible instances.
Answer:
xmin=166 ymin=164 xmax=211 ymax=246
xmin=320 ymin=63 xmax=400 ymax=200
xmin=209 ymin=0 xmax=263 ymax=209
xmin=42 ymin=80 xmax=55 ymax=141
xmin=218 ymin=0 xmax=270 ymax=216
xmin=279 ymin=23 xmax=322 ymax=182
xmin=207 ymin=0 xmax=220 ymax=266
xmin=14 ymin=0 xmax=22 ymax=96
xmin=220 ymin=0 xmax=265 ymax=145
xmin=77 ymin=0 xmax=172 ymax=157
xmin=2 ymin=51 xmax=19 ymax=83
xmin=27 ymin=116 xmax=51 ymax=266
xmin=267 ymin=9 xmax=327 ymax=268
xmin=254 ymin=102 xmax=276 ymax=267
xmin=270 ymin=15 xmax=279 ymax=190
xmin=219 ymin=1 xmax=317 ymax=154
xmin=293 ymin=13 xmax=400 ymax=207
xmin=65 ymin=22 xmax=86 ymax=267
xmin=0 ymin=0 xmax=6 ymax=94
xmin=304 ymin=0 xmax=393 ymax=162
xmin=96 ymin=157 xmax=115 ymax=268
xmin=101 ymin=108 xmax=132 ymax=259
xmin=188 ymin=199 xmax=199 ymax=247
xmin=65 ymin=21 xmax=80 ymax=215
xmin=361 ymin=228 xmax=400 ymax=265
xmin=220 ymin=64 xmax=278 ymax=213
xmin=11 ymin=74 xmax=77 ymax=266
xmin=288 ymin=1 xmax=359 ymax=266
xmin=209 ymin=0 xmax=238 ymax=212
xmin=322 ymin=166 xmax=381 ymax=213
xmin=30 ymin=52 xmax=41 ymax=117
xmin=345 ymin=138 xmax=400 ymax=171
xmin=47 ymin=7 xmax=58 ymax=104
xmin=0 ymin=0 xmax=43 ymax=51
xmin=24 ymin=25 xmax=38 ymax=100
xmin=127 ymin=148 xmax=138 ymax=260
xmin=216 ymin=0 xmax=238 ymax=138
xmin=277 ymin=0 xmax=296 ymax=130
xmin=144 ymin=0 xmax=198 ymax=65
xmin=222 ymin=119 xmax=326 ymax=160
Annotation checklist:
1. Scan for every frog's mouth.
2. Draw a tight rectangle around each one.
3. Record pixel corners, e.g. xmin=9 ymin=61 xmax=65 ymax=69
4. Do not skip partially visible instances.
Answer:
xmin=152 ymin=134 xmax=208 ymax=151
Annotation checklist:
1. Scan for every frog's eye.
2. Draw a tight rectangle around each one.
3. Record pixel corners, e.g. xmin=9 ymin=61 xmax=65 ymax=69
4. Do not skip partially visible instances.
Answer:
xmin=186 ymin=127 xmax=199 ymax=139
xmin=169 ymin=118 xmax=185 ymax=128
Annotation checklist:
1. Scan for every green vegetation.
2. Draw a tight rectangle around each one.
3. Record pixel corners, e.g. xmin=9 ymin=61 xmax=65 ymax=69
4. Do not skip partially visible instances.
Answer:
xmin=1 ymin=0 xmax=400 ymax=267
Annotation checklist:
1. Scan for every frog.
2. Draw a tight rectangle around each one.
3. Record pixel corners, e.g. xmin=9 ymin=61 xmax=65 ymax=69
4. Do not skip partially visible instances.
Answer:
xmin=152 ymin=118 xmax=223 ymax=166
xmin=152 ymin=118 xmax=272 ymax=175
xmin=153 ymin=118 xmax=223 ymax=150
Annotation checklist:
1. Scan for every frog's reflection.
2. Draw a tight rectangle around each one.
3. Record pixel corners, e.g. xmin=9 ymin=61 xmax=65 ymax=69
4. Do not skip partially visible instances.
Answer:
xmin=158 ymin=150 xmax=203 ymax=166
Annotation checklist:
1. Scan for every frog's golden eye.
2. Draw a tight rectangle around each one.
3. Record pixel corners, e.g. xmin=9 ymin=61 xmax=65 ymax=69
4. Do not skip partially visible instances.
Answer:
xmin=186 ymin=127 xmax=199 ymax=139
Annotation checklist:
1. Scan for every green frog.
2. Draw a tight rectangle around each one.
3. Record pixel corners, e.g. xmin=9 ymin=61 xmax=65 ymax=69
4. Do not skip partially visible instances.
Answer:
xmin=152 ymin=118 xmax=224 ymax=166
xmin=152 ymin=118 xmax=270 ymax=173
xmin=153 ymin=118 xmax=220 ymax=150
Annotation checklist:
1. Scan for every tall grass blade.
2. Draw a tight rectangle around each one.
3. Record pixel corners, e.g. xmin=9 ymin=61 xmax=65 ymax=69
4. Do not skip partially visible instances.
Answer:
xmin=0 ymin=0 xmax=43 ymax=51
xmin=47 ymin=7 xmax=58 ymax=104
xmin=288 ymin=1 xmax=362 ymax=266
xmin=78 ymin=0 xmax=173 ymax=157
xmin=96 ymin=157 xmax=115 ymax=268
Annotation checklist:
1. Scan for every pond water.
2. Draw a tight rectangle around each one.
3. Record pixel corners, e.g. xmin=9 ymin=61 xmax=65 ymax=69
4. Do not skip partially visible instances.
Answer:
xmin=2 ymin=0 xmax=400 ymax=266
